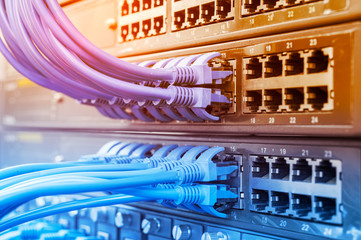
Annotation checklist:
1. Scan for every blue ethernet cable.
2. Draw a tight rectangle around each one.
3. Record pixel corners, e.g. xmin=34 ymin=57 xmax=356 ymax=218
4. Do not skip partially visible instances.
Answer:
xmin=0 ymin=184 xmax=237 ymax=232
xmin=0 ymin=163 xmax=150 ymax=189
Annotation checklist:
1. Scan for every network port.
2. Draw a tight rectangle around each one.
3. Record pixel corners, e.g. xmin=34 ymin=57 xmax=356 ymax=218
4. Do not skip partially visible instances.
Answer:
xmin=121 ymin=0 xmax=129 ymax=16
xmin=264 ymin=55 xmax=282 ymax=78
xmin=131 ymin=22 xmax=140 ymax=39
xmin=292 ymin=158 xmax=312 ymax=182
xmin=251 ymin=156 xmax=269 ymax=178
xmin=142 ymin=19 xmax=151 ymax=36
xmin=285 ymin=52 xmax=304 ymax=76
xmin=264 ymin=0 xmax=280 ymax=9
xmin=314 ymin=197 xmax=337 ymax=221
xmin=251 ymin=189 xmax=269 ymax=211
xmin=270 ymin=157 xmax=290 ymax=180
xmin=153 ymin=16 xmax=164 ymax=34
xmin=216 ymin=0 xmax=232 ymax=18
xmin=271 ymin=191 xmax=289 ymax=214
xmin=174 ymin=10 xmax=186 ymax=29
xmin=143 ymin=0 xmax=152 ymax=10
xmin=121 ymin=25 xmax=129 ymax=41
xmin=201 ymin=2 xmax=215 ymax=22
xmin=307 ymin=50 xmax=329 ymax=74
xmin=154 ymin=0 xmax=163 ymax=7
xmin=243 ymin=0 xmax=261 ymax=15
xmin=187 ymin=6 xmax=200 ymax=26
xmin=245 ymin=90 xmax=262 ymax=113
xmin=315 ymin=159 xmax=337 ymax=184
xmin=285 ymin=88 xmax=304 ymax=111
xmin=264 ymin=89 xmax=282 ymax=112
xmin=292 ymin=194 xmax=312 ymax=217
xmin=245 ymin=57 xmax=262 ymax=80
xmin=307 ymin=86 xmax=328 ymax=110
xmin=132 ymin=0 xmax=140 ymax=13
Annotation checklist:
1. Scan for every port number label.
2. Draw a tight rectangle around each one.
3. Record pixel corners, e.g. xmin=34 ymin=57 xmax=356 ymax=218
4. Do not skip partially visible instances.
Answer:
xmin=324 ymin=150 xmax=332 ymax=158
xmin=286 ymin=42 xmax=293 ymax=49
xmin=280 ymin=148 xmax=287 ymax=155
xmin=249 ymin=48 xmax=255 ymax=55
xmin=268 ymin=117 xmax=275 ymax=124
xmin=267 ymin=13 xmax=274 ymax=22
xmin=288 ymin=11 xmax=294 ymax=18
xmin=280 ymin=220 xmax=287 ymax=227
xmin=301 ymin=224 xmax=310 ymax=232
xmin=311 ymin=116 xmax=319 ymax=124
xmin=310 ymin=38 xmax=318 ymax=46
xmin=302 ymin=149 xmax=309 ymax=156
xmin=266 ymin=45 xmax=272 ymax=52
xmin=323 ymin=228 xmax=333 ymax=236
xmin=290 ymin=117 xmax=296 ymax=124
xmin=250 ymin=18 xmax=255 ymax=25
xmin=250 ymin=118 xmax=256 ymax=124
xmin=309 ymin=6 xmax=316 ymax=14
xmin=261 ymin=148 xmax=267 ymax=154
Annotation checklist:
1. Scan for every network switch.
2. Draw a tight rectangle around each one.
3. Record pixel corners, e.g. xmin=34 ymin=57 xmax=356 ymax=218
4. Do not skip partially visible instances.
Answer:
xmin=1 ymin=130 xmax=360 ymax=240
xmin=2 ymin=21 xmax=361 ymax=136
xmin=59 ymin=0 xmax=361 ymax=56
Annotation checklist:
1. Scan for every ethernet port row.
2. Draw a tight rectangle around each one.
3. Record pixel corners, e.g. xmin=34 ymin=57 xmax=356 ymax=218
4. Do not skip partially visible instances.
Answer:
xmin=244 ymin=86 xmax=331 ymax=113
xmin=243 ymin=48 xmax=331 ymax=79
xmin=172 ymin=1 xmax=234 ymax=30
xmin=251 ymin=191 xmax=339 ymax=222
xmin=242 ymin=0 xmax=322 ymax=16
xmin=120 ymin=17 xmax=166 ymax=41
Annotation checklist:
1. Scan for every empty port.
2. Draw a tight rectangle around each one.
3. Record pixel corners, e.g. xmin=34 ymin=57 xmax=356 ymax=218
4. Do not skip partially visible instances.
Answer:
xmin=174 ymin=10 xmax=186 ymax=29
xmin=132 ymin=0 xmax=140 ymax=13
xmin=292 ymin=159 xmax=312 ymax=182
xmin=143 ymin=0 xmax=151 ymax=10
xmin=154 ymin=0 xmax=163 ymax=7
xmin=263 ymin=0 xmax=279 ymax=9
xmin=251 ymin=189 xmax=269 ymax=211
xmin=271 ymin=191 xmax=289 ymax=214
xmin=142 ymin=19 xmax=151 ymax=36
xmin=292 ymin=194 xmax=312 ymax=217
xmin=245 ymin=90 xmax=262 ymax=112
xmin=271 ymin=157 xmax=289 ymax=180
xmin=307 ymin=50 xmax=329 ymax=74
xmin=315 ymin=197 xmax=336 ymax=221
xmin=121 ymin=25 xmax=129 ymax=41
xmin=264 ymin=89 xmax=282 ymax=112
xmin=121 ymin=0 xmax=129 ymax=16
xmin=201 ymin=2 xmax=215 ymax=22
xmin=265 ymin=55 xmax=282 ymax=78
xmin=245 ymin=58 xmax=262 ymax=79
xmin=285 ymin=88 xmax=304 ymax=111
xmin=131 ymin=22 xmax=140 ymax=39
xmin=243 ymin=0 xmax=260 ymax=14
xmin=251 ymin=156 xmax=269 ymax=178
xmin=307 ymin=86 xmax=328 ymax=110
xmin=315 ymin=160 xmax=336 ymax=184
xmin=153 ymin=16 xmax=164 ymax=34
xmin=187 ymin=6 xmax=200 ymax=26
xmin=285 ymin=52 xmax=304 ymax=76
xmin=217 ymin=0 xmax=232 ymax=18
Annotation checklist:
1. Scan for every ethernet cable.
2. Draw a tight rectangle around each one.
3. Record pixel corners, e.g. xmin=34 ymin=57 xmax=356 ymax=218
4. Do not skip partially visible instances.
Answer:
xmin=0 ymin=0 xmax=233 ymax=122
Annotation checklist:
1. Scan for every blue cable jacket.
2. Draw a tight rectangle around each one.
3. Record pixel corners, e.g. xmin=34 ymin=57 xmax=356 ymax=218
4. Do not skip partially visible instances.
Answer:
xmin=0 ymin=163 xmax=149 ymax=189
xmin=0 ymin=171 xmax=179 ymax=210
xmin=0 ymin=195 xmax=146 ymax=233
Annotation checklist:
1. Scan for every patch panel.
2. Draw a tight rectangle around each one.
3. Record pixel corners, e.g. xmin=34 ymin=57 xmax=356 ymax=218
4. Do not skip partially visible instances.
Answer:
xmin=118 ymin=0 xmax=166 ymax=42
xmin=171 ymin=0 xmax=235 ymax=31
xmin=241 ymin=0 xmax=323 ymax=17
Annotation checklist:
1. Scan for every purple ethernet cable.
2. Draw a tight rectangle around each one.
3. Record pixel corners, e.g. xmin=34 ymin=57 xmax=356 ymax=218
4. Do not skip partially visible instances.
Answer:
xmin=40 ymin=0 xmax=174 ymax=81
xmin=0 ymin=1 xmax=106 ymax=100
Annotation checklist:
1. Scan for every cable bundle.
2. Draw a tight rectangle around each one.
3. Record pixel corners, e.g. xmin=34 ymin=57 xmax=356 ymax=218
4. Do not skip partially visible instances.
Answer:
xmin=0 ymin=0 xmax=233 ymax=122
xmin=0 ymin=141 xmax=238 ymax=233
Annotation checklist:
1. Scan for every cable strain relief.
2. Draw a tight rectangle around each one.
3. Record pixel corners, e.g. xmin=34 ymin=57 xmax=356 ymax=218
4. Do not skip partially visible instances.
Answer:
xmin=173 ymin=66 xmax=196 ymax=85
xmin=144 ymin=157 xmax=168 ymax=168
xmin=167 ymin=86 xmax=196 ymax=106
xmin=175 ymin=164 xmax=203 ymax=184
xmin=175 ymin=186 xmax=202 ymax=205
xmin=108 ymin=97 xmax=126 ymax=106
xmin=109 ymin=157 xmax=132 ymax=164
xmin=160 ymin=160 xmax=184 ymax=171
